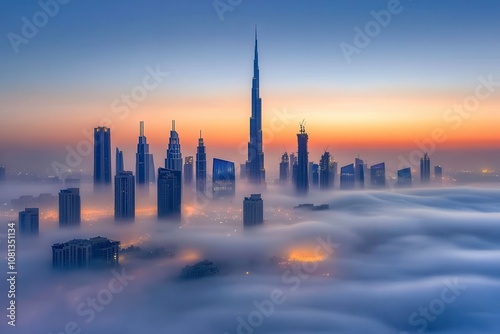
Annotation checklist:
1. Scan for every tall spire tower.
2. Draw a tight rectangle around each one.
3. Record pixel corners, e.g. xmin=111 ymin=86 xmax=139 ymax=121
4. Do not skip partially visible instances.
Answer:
xmin=246 ymin=26 xmax=266 ymax=185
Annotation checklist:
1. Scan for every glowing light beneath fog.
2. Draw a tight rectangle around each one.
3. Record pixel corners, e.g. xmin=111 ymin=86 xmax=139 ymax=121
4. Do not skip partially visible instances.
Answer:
xmin=288 ymin=247 xmax=328 ymax=263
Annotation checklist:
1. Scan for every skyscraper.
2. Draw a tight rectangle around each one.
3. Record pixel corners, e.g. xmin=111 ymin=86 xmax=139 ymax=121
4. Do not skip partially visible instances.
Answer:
xmin=115 ymin=147 xmax=124 ymax=175
xmin=243 ymin=194 xmax=264 ymax=229
xmin=290 ymin=153 xmax=297 ymax=184
xmin=435 ymin=165 xmax=443 ymax=183
xmin=319 ymin=152 xmax=331 ymax=190
xmin=59 ymin=188 xmax=81 ymax=227
xmin=114 ymin=171 xmax=135 ymax=220
xmin=245 ymin=28 xmax=266 ymax=185
xmin=19 ymin=208 xmax=39 ymax=235
xmin=311 ymin=163 xmax=319 ymax=188
xmin=420 ymin=153 xmax=431 ymax=184
xmin=213 ymin=158 xmax=236 ymax=198
xmin=398 ymin=167 xmax=412 ymax=187
xmin=196 ymin=131 xmax=207 ymax=195
xmin=157 ymin=168 xmax=182 ymax=219
xmin=355 ymin=157 xmax=365 ymax=189
xmin=148 ymin=154 xmax=155 ymax=183
xmin=370 ymin=163 xmax=386 ymax=188
xmin=340 ymin=164 xmax=355 ymax=190
xmin=330 ymin=159 xmax=338 ymax=189
xmin=295 ymin=123 xmax=309 ymax=194
xmin=94 ymin=127 xmax=111 ymax=186
xmin=184 ymin=156 xmax=194 ymax=185
xmin=165 ymin=120 xmax=183 ymax=172
xmin=279 ymin=152 xmax=289 ymax=184
xmin=136 ymin=121 xmax=151 ymax=186
xmin=52 ymin=236 xmax=119 ymax=270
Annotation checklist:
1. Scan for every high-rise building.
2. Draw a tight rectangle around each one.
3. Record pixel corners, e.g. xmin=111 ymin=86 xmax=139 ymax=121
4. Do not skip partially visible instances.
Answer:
xmin=243 ymin=194 xmax=263 ymax=229
xmin=420 ymin=153 xmax=431 ymax=184
xmin=355 ymin=157 xmax=365 ymax=189
xmin=290 ymin=153 xmax=297 ymax=184
xmin=157 ymin=168 xmax=182 ymax=219
xmin=148 ymin=154 xmax=156 ymax=183
xmin=212 ymin=158 xmax=236 ymax=198
xmin=398 ymin=167 xmax=412 ymax=187
xmin=340 ymin=164 xmax=355 ymax=190
xmin=311 ymin=163 xmax=319 ymax=188
xmin=94 ymin=127 xmax=111 ymax=186
xmin=245 ymin=28 xmax=266 ymax=185
xmin=370 ymin=163 xmax=386 ymax=188
xmin=330 ymin=159 xmax=338 ymax=189
xmin=279 ymin=152 xmax=289 ymax=184
xmin=0 ymin=166 xmax=5 ymax=182
xmin=52 ymin=236 xmax=119 ymax=270
xmin=114 ymin=171 xmax=135 ymax=220
xmin=115 ymin=147 xmax=124 ymax=175
xmin=165 ymin=120 xmax=183 ymax=172
xmin=19 ymin=208 xmax=39 ymax=235
xmin=435 ymin=165 xmax=443 ymax=183
xmin=296 ymin=123 xmax=309 ymax=194
xmin=184 ymin=156 xmax=194 ymax=185
xmin=319 ymin=152 xmax=331 ymax=190
xmin=196 ymin=131 xmax=207 ymax=194
xmin=136 ymin=121 xmax=151 ymax=186
xmin=59 ymin=188 xmax=81 ymax=227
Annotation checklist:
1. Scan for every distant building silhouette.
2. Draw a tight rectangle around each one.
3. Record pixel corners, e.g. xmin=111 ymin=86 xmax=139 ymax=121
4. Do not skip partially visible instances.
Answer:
xmin=370 ymin=163 xmax=386 ymax=188
xmin=420 ymin=153 xmax=431 ymax=184
xmin=355 ymin=157 xmax=365 ymax=189
xmin=290 ymin=153 xmax=297 ymax=184
xmin=94 ymin=127 xmax=112 ymax=186
xmin=398 ymin=167 xmax=412 ymax=187
xmin=296 ymin=123 xmax=309 ymax=195
xmin=279 ymin=152 xmax=289 ymax=184
xmin=165 ymin=120 xmax=183 ymax=172
xmin=212 ymin=158 xmax=236 ymax=198
xmin=184 ymin=156 xmax=194 ymax=185
xmin=340 ymin=164 xmax=355 ymax=190
xmin=136 ymin=121 xmax=151 ymax=186
xmin=114 ymin=171 xmax=135 ymax=220
xmin=243 ymin=194 xmax=263 ymax=228
xmin=181 ymin=260 xmax=219 ymax=279
xmin=19 ymin=208 xmax=39 ymax=235
xmin=157 ymin=168 xmax=181 ymax=219
xmin=148 ymin=154 xmax=155 ymax=183
xmin=52 ymin=236 xmax=119 ymax=270
xmin=59 ymin=188 xmax=81 ymax=227
xmin=330 ymin=160 xmax=338 ymax=188
xmin=196 ymin=131 xmax=207 ymax=194
xmin=0 ymin=166 xmax=5 ymax=182
xmin=311 ymin=163 xmax=319 ymax=188
xmin=245 ymin=28 xmax=266 ymax=185
xmin=319 ymin=152 xmax=331 ymax=190
xmin=115 ymin=147 xmax=124 ymax=175
xmin=435 ymin=165 xmax=443 ymax=183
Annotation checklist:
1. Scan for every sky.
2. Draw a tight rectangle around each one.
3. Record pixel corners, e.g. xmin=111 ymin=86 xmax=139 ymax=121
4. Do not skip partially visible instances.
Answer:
xmin=1 ymin=0 xmax=500 ymax=176
xmin=2 ymin=185 xmax=500 ymax=333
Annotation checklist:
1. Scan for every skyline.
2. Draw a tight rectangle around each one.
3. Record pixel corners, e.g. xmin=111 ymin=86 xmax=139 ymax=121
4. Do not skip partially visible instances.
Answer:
xmin=1 ymin=1 xmax=500 ymax=175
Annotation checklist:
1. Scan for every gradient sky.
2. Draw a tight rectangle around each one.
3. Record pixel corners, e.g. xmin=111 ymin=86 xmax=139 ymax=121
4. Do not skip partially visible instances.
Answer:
xmin=1 ymin=0 xmax=500 ymax=176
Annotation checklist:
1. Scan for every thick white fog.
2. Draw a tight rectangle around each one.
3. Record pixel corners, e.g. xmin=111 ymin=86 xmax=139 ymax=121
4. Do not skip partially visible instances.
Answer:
xmin=1 ymin=185 xmax=500 ymax=334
